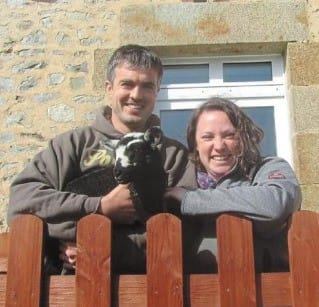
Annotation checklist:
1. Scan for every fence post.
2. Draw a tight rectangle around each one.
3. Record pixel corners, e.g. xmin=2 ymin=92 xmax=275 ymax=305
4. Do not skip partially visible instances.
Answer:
xmin=147 ymin=213 xmax=183 ymax=307
xmin=217 ymin=214 xmax=257 ymax=307
xmin=76 ymin=214 xmax=111 ymax=307
xmin=288 ymin=210 xmax=319 ymax=307
xmin=5 ymin=214 xmax=44 ymax=307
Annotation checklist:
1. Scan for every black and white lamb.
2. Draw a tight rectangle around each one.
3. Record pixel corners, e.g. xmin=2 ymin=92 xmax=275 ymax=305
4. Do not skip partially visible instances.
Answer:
xmin=102 ymin=126 xmax=168 ymax=220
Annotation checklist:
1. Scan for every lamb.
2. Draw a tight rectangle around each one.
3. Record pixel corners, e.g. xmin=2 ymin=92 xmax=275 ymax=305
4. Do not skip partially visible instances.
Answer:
xmin=102 ymin=126 xmax=168 ymax=221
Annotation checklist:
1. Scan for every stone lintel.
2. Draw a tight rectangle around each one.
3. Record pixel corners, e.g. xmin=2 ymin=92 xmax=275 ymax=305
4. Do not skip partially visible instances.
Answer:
xmin=120 ymin=1 xmax=308 ymax=46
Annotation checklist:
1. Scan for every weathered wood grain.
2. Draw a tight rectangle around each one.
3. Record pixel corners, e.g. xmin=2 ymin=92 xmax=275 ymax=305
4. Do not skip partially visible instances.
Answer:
xmin=76 ymin=214 xmax=111 ymax=307
xmin=147 ymin=213 xmax=183 ymax=307
xmin=217 ymin=214 xmax=257 ymax=307
xmin=5 ymin=215 xmax=44 ymax=307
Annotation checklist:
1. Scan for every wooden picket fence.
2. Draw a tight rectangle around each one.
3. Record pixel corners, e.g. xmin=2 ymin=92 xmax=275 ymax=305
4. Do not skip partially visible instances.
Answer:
xmin=0 ymin=210 xmax=318 ymax=306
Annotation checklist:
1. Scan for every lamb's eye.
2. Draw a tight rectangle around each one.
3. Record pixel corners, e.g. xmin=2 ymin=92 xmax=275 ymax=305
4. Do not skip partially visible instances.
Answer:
xmin=128 ymin=151 xmax=135 ymax=161
xmin=134 ymin=147 xmax=142 ymax=154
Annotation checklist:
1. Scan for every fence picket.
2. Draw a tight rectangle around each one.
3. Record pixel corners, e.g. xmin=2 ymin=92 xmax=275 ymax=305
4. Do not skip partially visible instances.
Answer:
xmin=147 ymin=213 xmax=183 ymax=307
xmin=5 ymin=215 xmax=43 ymax=307
xmin=288 ymin=210 xmax=319 ymax=307
xmin=217 ymin=214 xmax=257 ymax=307
xmin=76 ymin=214 xmax=111 ymax=307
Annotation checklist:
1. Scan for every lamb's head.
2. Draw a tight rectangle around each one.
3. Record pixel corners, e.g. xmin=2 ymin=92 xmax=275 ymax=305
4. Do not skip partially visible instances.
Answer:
xmin=102 ymin=127 xmax=163 ymax=184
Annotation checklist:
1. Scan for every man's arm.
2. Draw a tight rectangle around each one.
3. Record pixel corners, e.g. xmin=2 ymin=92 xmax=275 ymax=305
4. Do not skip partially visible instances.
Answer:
xmin=8 ymin=132 xmax=136 ymax=241
xmin=159 ymin=136 xmax=196 ymax=188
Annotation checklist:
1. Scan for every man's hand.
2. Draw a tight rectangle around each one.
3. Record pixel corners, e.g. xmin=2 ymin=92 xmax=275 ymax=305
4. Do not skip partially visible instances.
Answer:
xmin=59 ymin=241 xmax=77 ymax=270
xmin=99 ymin=183 xmax=137 ymax=224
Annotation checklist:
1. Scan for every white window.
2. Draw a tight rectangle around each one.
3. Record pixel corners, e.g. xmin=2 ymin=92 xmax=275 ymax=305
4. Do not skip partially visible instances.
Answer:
xmin=155 ymin=55 xmax=292 ymax=164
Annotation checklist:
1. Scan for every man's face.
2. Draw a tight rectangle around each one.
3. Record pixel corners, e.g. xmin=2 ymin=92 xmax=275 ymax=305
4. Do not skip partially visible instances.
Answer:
xmin=106 ymin=63 xmax=160 ymax=133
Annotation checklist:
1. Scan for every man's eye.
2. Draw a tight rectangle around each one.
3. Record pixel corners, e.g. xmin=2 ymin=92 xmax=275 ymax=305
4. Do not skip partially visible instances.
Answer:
xmin=202 ymin=135 xmax=213 ymax=141
xmin=121 ymin=82 xmax=132 ymax=88
xmin=145 ymin=84 xmax=155 ymax=89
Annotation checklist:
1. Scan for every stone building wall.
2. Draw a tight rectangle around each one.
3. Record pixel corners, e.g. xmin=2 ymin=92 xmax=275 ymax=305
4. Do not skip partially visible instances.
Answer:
xmin=0 ymin=0 xmax=318 ymax=232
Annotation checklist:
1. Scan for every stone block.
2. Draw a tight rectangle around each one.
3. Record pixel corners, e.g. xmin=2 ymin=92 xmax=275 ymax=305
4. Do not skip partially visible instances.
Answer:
xmin=287 ymin=42 xmax=319 ymax=86
xmin=300 ymin=184 xmax=319 ymax=212
xmin=21 ymin=30 xmax=46 ymax=45
xmin=0 ymin=77 xmax=14 ymax=92
xmin=293 ymin=132 xmax=319 ymax=185
xmin=48 ymin=104 xmax=75 ymax=123
xmin=289 ymin=85 xmax=319 ymax=133
xmin=48 ymin=73 xmax=65 ymax=86
xmin=70 ymin=77 xmax=85 ymax=90
xmin=93 ymin=48 xmax=114 ymax=91
xmin=33 ymin=92 xmax=59 ymax=103
xmin=6 ymin=112 xmax=25 ymax=126
xmin=120 ymin=1 xmax=308 ymax=46
xmin=65 ymin=62 xmax=88 ymax=73
xmin=0 ymin=132 xmax=15 ymax=143
xmin=0 ymin=97 xmax=6 ymax=105
xmin=56 ymin=32 xmax=71 ymax=46
xmin=16 ymin=20 xmax=33 ymax=30
xmin=19 ymin=76 xmax=37 ymax=91
xmin=12 ymin=61 xmax=46 ymax=73
xmin=72 ymin=95 xmax=104 ymax=104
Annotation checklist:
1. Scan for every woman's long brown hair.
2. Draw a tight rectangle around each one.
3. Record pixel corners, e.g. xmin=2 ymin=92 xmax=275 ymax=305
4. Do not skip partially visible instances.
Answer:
xmin=187 ymin=97 xmax=264 ymax=177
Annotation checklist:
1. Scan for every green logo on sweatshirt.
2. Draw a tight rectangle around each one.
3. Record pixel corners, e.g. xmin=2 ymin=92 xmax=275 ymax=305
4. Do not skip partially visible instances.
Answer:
xmin=83 ymin=149 xmax=114 ymax=167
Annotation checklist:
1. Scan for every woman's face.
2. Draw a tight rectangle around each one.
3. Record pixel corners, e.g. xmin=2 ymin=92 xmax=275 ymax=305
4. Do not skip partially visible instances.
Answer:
xmin=195 ymin=110 xmax=241 ymax=181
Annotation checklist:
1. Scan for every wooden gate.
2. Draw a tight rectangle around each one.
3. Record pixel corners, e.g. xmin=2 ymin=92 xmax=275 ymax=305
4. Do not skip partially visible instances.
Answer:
xmin=0 ymin=211 xmax=318 ymax=306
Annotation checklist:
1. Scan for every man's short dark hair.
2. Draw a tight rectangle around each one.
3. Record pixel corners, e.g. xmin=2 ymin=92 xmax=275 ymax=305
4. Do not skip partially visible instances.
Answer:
xmin=106 ymin=44 xmax=163 ymax=85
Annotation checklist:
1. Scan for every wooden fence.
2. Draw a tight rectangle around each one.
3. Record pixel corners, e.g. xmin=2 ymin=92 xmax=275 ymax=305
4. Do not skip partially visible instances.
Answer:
xmin=0 ymin=210 xmax=318 ymax=306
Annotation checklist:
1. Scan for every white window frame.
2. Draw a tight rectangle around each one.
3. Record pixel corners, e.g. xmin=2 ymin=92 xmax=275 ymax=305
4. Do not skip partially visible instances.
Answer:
xmin=155 ymin=55 xmax=293 ymax=165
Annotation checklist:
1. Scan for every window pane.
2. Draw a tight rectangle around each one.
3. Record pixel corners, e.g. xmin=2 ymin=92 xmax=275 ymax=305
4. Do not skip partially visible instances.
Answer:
xmin=162 ymin=64 xmax=209 ymax=84
xmin=242 ymin=106 xmax=277 ymax=156
xmin=223 ymin=62 xmax=272 ymax=82
xmin=160 ymin=106 xmax=276 ymax=156
xmin=160 ymin=110 xmax=193 ymax=145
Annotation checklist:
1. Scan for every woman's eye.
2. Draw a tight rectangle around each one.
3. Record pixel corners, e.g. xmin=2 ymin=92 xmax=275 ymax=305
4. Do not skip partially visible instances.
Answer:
xmin=225 ymin=133 xmax=235 ymax=139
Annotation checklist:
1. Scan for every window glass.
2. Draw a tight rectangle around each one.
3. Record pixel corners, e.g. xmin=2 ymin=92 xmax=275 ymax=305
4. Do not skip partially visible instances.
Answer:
xmin=223 ymin=62 xmax=272 ymax=82
xmin=242 ymin=107 xmax=277 ymax=156
xmin=160 ymin=106 xmax=276 ymax=157
xmin=162 ymin=64 xmax=209 ymax=84
xmin=160 ymin=110 xmax=192 ymax=146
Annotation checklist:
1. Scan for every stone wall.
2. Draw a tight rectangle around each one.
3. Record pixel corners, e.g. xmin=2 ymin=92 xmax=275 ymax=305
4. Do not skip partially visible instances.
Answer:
xmin=1 ymin=0 xmax=319 ymax=232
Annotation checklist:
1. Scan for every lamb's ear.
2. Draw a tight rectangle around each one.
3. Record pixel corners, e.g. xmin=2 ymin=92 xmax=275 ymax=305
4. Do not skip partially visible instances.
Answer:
xmin=144 ymin=126 xmax=163 ymax=149
xmin=99 ymin=138 xmax=119 ymax=154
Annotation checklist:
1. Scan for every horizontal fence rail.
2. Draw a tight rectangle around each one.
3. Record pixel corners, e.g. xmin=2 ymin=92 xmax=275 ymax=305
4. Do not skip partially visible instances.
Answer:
xmin=0 ymin=210 xmax=318 ymax=306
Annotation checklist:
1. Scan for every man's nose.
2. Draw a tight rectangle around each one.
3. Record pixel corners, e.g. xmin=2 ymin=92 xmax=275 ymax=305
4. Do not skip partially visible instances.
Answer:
xmin=130 ymin=86 xmax=143 ymax=101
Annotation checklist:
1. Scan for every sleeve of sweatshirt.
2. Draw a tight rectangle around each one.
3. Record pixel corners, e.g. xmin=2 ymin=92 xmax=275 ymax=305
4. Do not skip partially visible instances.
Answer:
xmin=7 ymin=131 xmax=101 ymax=238
xmin=181 ymin=157 xmax=301 ymax=237
xmin=160 ymin=137 xmax=190 ymax=188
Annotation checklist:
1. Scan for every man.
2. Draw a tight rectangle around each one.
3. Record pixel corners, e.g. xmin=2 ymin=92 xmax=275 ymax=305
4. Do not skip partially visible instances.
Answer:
xmin=7 ymin=45 xmax=192 ymax=273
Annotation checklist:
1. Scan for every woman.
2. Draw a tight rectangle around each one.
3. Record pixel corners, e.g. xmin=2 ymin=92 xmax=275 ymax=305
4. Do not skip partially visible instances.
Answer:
xmin=165 ymin=97 xmax=301 ymax=272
